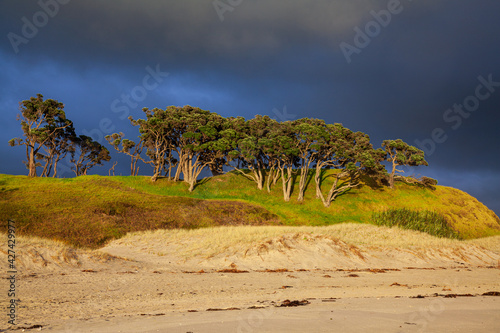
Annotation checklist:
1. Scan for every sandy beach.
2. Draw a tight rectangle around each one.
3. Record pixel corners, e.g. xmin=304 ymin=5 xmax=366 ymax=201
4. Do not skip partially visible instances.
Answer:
xmin=2 ymin=226 xmax=499 ymax=332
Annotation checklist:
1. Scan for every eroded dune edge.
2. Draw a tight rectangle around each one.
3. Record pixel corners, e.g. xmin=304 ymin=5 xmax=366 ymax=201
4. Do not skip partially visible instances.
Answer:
xmin=1 ymin=224 xmax=499 ymax=331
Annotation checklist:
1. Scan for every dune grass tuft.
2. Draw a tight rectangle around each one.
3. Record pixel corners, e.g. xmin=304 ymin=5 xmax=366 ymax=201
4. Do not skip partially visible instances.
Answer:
xmin=371 ymin=208 xmax=461 ymax=239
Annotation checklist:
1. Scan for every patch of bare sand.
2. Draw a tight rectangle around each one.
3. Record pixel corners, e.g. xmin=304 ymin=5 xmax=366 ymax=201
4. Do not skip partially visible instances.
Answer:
xmin=0 ymin=225 xmax=499 ymax=332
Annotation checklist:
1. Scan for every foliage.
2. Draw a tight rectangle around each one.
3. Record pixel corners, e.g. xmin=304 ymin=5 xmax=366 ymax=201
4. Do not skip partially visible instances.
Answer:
xmin=1 ymin=174 xmax=499 ymax=250
xmin=371 ymin=208 xmax=461 ymax=239
xmin=382 ymin=139 xmax=428 ymax=188
xmin=10 ymin=96 xmax=435 ymax=206
xmin=0 ymin=174 xmax=280 ymax=248
xmin=70 ymin=135 xmax=111 ymax=176
xmin=10 ymin=94 xmax=112 ymax=177
xmin=9 ymin=94 xmax=72 ymax=177
xmin=105 ymin=132 xmax=143 ymax=176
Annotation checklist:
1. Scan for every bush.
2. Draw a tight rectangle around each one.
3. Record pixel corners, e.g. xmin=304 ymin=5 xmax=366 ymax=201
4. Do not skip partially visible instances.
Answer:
xmin=371 ymin=208 xmax=460 ymax=239
xmin=420 ymin=176 xmax=438 ymax=187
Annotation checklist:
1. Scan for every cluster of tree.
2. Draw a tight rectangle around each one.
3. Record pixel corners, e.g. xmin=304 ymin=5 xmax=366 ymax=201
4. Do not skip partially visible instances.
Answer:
xmin=105 ymin=106 xmax=429 ymax=206
xmin=9 ymin=96 xmax=431 ymax=206
xmin=9 ymin=94 xmax=111 ymax=177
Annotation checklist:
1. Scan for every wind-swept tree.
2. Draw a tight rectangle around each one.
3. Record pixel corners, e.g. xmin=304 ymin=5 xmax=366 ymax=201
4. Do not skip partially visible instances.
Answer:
xmin=225 ymin=115 xmax=277 ymax=190
xmin=174 ymin=106 xmax=227 ymax=191
xmin=70 ymin=135 xmax=111 ymax=176
xmin=105 ymin=132 xmax=144 ymax=176
xmin=39 ymin=121 xmax=76 ymax=177
xmin=130 ymin=108 xmax=178 ymax=181
xmin=292 ymin=118 xmax=326 ymax=202
xmin=264 ymin=121 xmax=299 ymax=202
xmin=382 ymin=139 xmax=428 ymax=189
xmin=314 ymin=125 xmax=384 ymax=207
xmin=9 ymin=94 xmax=72 ymax=177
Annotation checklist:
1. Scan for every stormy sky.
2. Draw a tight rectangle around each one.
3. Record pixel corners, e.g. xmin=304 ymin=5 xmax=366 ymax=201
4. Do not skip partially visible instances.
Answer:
xmin=1 ymin=0 xmax=499 ymax=215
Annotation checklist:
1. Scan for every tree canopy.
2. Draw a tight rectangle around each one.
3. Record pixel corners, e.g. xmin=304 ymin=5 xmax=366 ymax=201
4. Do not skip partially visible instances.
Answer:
xmin=10 ymin=94 xmax=111 ymax=177
xmin=10 ymin=96 xmax=433 ymax=205
xmin=382 ymin=139 xmax=428 ymax=189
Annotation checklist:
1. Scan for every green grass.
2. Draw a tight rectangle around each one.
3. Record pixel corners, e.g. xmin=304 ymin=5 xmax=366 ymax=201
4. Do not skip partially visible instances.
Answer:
xmin=1 ymin=170 xmax=499 ymax=249
xmin=0 ymin=174 xmax=280 ymax=248
xmin=371 ymin=208 xmax=461 ymax=239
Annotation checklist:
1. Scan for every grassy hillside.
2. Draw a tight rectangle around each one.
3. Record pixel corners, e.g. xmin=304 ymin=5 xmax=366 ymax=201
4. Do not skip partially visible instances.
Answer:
xmin=1 ymin=172 xmax=499 ymax=248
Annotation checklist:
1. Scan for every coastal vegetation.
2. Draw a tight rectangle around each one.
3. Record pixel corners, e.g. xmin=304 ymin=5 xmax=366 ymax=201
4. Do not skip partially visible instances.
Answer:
xmin=1 ymin=173 xmax=499 ymax=249
xmin=4 ymin=95 xmax=499 ymax=249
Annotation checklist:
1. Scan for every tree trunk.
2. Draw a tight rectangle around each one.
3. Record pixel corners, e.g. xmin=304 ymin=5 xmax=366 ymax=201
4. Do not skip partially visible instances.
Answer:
xmin=297 ymin=163 xmax=311 ymax=202
xmin=266 ymin=168 xmax=275 ymax=193
xmin=130 ymin=156 xmax=137 ymax=176
xmin=28 ymin=147 xmax=37 ymax=177
xmin=281 ymin=167 xmax=293 ymax=202
xmin=389 ymin=161 xmax=397 ymax=189
xmin=151 ymin=171 xmax=160 ymax=182
xmin=53 ymin=158 xmax=59 ymax=178
xmin=325 ymin=175 xmax=341 ymax=205
xmin=319 ymin=172 xmax=359 ymax=207
xmin=254 ymin=169 xmax=264 ymax=190
xmin=314 ymin=163 xmax=323 ymax=199
xmin=41 ymin=160 xmax=49 ymax=177
xmin=174 ymin=161 xmax=183 ymax=181
xmin=232 ymin=165 xmax=264 ymax=190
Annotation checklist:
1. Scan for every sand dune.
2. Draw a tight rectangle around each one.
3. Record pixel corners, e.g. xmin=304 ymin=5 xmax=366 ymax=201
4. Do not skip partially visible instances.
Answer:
xmin=1 ymin=225 xmax=499 ymax=332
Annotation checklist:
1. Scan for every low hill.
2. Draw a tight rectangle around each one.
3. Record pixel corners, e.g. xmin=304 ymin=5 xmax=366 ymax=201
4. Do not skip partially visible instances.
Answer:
xmin=0 ymin=172 xmax=499 ymax=248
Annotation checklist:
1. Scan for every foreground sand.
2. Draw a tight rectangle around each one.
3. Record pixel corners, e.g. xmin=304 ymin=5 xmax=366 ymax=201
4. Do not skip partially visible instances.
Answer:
xmin=1 ymin=225 xmax=499 ymax=332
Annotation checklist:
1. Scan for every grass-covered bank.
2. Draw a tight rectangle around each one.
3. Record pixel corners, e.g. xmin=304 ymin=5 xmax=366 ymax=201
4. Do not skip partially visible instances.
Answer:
xmin=1 ymin=172 xmax=499 ymax=248
xmin=0 ymin=174 xmax=280 ymax=248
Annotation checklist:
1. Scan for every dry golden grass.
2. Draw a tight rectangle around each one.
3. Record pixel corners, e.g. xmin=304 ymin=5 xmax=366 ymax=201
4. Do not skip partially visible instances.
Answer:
xmin=2 ymin=174 xmax=499 ymax=251
xmin=6 ymin=225 xmax=500 ymax=260
xmin=467 ymin=235 xmax=500 ymax=253
xmin=112 ymin=223 xmax=500 ymax=259
xmin=0 ymin=234 xmax=71 ymax=250
xmin=0 ymin=234 xmax=123 ymax=267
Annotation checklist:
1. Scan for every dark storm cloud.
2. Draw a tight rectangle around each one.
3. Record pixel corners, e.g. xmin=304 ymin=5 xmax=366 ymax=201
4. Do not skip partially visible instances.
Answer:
xmin=1 ymin=0 xmax=499 ymax=214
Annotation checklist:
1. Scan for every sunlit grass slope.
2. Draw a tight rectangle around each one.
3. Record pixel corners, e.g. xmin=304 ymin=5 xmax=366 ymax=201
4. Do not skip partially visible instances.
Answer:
xmin=1 ymin=171 xmax=499 ymax=249
xmin=112 ymin=171 xmax=500 ymax=239
xmin=0 ymin=174 xmax=280 ymax=248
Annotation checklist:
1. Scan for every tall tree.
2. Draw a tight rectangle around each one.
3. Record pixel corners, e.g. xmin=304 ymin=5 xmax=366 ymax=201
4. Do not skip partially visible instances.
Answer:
xmin=9 ymin=94 xmax=72 ymax=177
xmin=130 ymin=108 xmax=176 ymax=181
xmin=315 ymin=125 xmax=384 ymax=207
xmin=70 ymin=135 xmax=111 ymax=176
xmin=174 ymin=106 xmax=227 ymax=191
xmin=39 ymin=121 xmax=76 ymax=177
xmin=382 ymin=139 xmax=428 ymax=189
xmin=292 ymin=118 xmax=326 ymax=202
xmin=225 ymin=115 xmax=277 ymax=190
xmin=105 ymin=132 xmax=144 ymax=176
xmin=264 ymin=121 xmax=299 ymax=202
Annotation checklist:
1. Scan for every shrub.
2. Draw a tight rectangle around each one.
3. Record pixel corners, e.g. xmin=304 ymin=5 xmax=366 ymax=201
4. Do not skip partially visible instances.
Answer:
xmin=371 ymin=208 xmax=460 ymax=239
